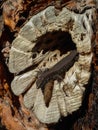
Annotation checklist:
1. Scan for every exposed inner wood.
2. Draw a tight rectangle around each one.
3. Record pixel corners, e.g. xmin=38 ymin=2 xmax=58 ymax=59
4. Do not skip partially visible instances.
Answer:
xmin=0 ymin=0 xmax=97 ymax=130
xmin=8 ymin=5 xmax=93 ymax=124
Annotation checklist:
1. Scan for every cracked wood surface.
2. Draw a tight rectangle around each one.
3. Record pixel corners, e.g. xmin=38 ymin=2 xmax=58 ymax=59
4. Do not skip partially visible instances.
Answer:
xmin=0 ymin=0 xmax=98 ymax=130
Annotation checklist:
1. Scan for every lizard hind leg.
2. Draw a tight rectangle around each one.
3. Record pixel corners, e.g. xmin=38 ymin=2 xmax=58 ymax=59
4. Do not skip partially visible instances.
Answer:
xmin=53 ymin=73 xmax=65 ymax=82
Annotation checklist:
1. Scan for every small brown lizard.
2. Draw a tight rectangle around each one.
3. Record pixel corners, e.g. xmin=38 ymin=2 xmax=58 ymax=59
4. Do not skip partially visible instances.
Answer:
xmin=36 ymin=50 xmax=78 ymax=106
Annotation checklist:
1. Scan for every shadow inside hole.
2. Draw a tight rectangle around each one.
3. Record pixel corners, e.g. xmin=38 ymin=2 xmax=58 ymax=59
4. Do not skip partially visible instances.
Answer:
xmin=32 ymin=30 xmax=76 ymax=56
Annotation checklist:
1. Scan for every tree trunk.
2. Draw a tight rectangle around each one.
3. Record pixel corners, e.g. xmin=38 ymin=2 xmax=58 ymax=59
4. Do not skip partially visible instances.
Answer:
xmin=0 ymin=0 xmax=98 ymax=130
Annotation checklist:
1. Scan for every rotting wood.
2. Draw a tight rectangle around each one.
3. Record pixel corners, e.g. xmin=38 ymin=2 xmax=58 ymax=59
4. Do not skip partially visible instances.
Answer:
xmin=0 ymin=0 xmax=98 ymax=130
xmin=0 ymin=62 xmax=49 ymax=130
xmin=8 ymin=0 xmax=94 ymax=124
xmin=74 ymin=7 xmax=98 ymax=129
